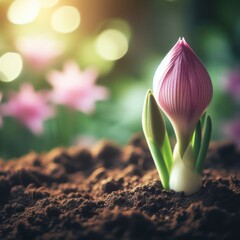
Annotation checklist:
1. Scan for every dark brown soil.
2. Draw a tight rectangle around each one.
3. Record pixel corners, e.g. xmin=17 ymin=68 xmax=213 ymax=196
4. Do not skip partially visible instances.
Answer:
xmin=0 ymin=134 xmax=240 ymax=240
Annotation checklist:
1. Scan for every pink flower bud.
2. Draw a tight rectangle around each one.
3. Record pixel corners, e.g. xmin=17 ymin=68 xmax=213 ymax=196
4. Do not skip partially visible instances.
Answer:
xmin=153 ymin=38 xmax=213 ymax=156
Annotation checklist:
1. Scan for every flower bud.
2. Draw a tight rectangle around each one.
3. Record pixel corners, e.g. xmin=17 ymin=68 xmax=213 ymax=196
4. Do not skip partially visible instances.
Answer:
xmin=153 ymin=38 xmax=213 ymax=156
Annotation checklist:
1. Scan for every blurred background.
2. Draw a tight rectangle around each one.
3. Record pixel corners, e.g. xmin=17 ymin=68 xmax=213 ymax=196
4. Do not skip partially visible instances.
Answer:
xmin=0 ymin=0 xmax=239 ymax=158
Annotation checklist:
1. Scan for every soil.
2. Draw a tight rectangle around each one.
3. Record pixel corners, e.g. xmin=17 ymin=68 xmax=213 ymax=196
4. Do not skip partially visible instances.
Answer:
xmin=0 ymin=134 xmax=240 ymax=240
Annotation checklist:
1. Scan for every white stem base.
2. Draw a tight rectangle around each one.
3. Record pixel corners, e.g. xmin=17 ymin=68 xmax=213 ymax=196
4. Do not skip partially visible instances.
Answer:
xmin=169 ymin=144 xmax=202 ymax=195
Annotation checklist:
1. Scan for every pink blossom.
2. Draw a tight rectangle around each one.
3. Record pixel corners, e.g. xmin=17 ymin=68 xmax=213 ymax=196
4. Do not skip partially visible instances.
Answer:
xmin=47 ymin=61 xmax=109 ymax=113
xmin=223 ymin=117 xmax=240 ymax=145
xmin=225 ymin=69 xmax=240 ymax=102
xmin=153 ymin=38 xmax=213 ymax=154
xmin=16 ymin=35 xmax=63 ymax=70
xmin=1 ymin=84 xmax=54 ymax=135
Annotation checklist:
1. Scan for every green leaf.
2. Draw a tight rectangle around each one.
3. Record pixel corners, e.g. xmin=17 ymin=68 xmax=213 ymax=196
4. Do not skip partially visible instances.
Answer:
xmin=142 ymin=90 xmax=165 ymax=147
xmin=195 ymin=116 xmax=212 ymax=174
xmin=142 ymin=90 xmax=170 ymax=189
xmin=192 ymin=120 xmax=202 ymax=161
xmin=147 ymin=139 xmax=170 ymax=189
xmin=161 ymin=129 xmax=173 ymax=173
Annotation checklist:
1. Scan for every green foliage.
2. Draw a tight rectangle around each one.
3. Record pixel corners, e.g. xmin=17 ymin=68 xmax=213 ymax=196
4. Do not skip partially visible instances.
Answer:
xmin=195 ymin=116 xmax=212 ymax=174
xmin=142 ymin=90 xmax=173 ymax=188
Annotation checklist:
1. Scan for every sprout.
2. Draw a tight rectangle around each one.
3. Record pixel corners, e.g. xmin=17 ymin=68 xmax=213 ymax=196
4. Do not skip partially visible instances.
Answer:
xmin=142 ymin=90 xmax=172 ymax=189
xmin=142 ymin=38 xmax=213 ymax=194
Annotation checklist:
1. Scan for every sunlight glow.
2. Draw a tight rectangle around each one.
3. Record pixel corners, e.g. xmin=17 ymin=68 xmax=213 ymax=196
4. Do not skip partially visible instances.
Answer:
xmin=7 ymin=0 xmax=40 ymax=25
xmin=0 ymin=53 xmax=23 ymax=82
xmin=51 ymin=6 xmax=81 ymax=33
xmin=106 ymin=19 xmax=132 ymax=40
xmin=95 ymin=29 xmax=128 ymax=61
xmin=40 ymin=0 xmax=59 ymax=8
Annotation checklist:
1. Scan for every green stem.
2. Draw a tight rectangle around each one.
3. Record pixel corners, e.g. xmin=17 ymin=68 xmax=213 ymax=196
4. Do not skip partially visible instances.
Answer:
xmin=175 ymin=130 xmax=191 ymax=158
xmin=201 ymin=112 xmax=207 ymax=127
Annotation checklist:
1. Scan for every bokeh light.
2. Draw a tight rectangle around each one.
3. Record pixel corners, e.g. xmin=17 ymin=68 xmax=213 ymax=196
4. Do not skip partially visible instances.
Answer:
xmin=40 ymin=0 xmax=59 ymax=8
xmin=0 ymin=52 xmax=23 ymax=82
xmin=95 ymin=29 xmax=129 ymax=61
xmin=51 ymin=6 xmax=81 ymax=33
xmin=78 ymin=39 xmax=114 ymax=74
xmin=104 ymin=19 xmax=132 ymax=40
xmin=7 ymin=0 xmax=40 ymax=25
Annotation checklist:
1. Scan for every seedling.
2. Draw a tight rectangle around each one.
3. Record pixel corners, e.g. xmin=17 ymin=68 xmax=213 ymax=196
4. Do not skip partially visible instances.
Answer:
xmin=142 ymin=38 xmax=213 ymax=194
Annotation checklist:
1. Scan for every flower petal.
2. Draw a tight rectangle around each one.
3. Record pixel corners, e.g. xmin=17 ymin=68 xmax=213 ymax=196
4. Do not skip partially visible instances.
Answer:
xmin=153 ymin=38 xmax=213 ymax=155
